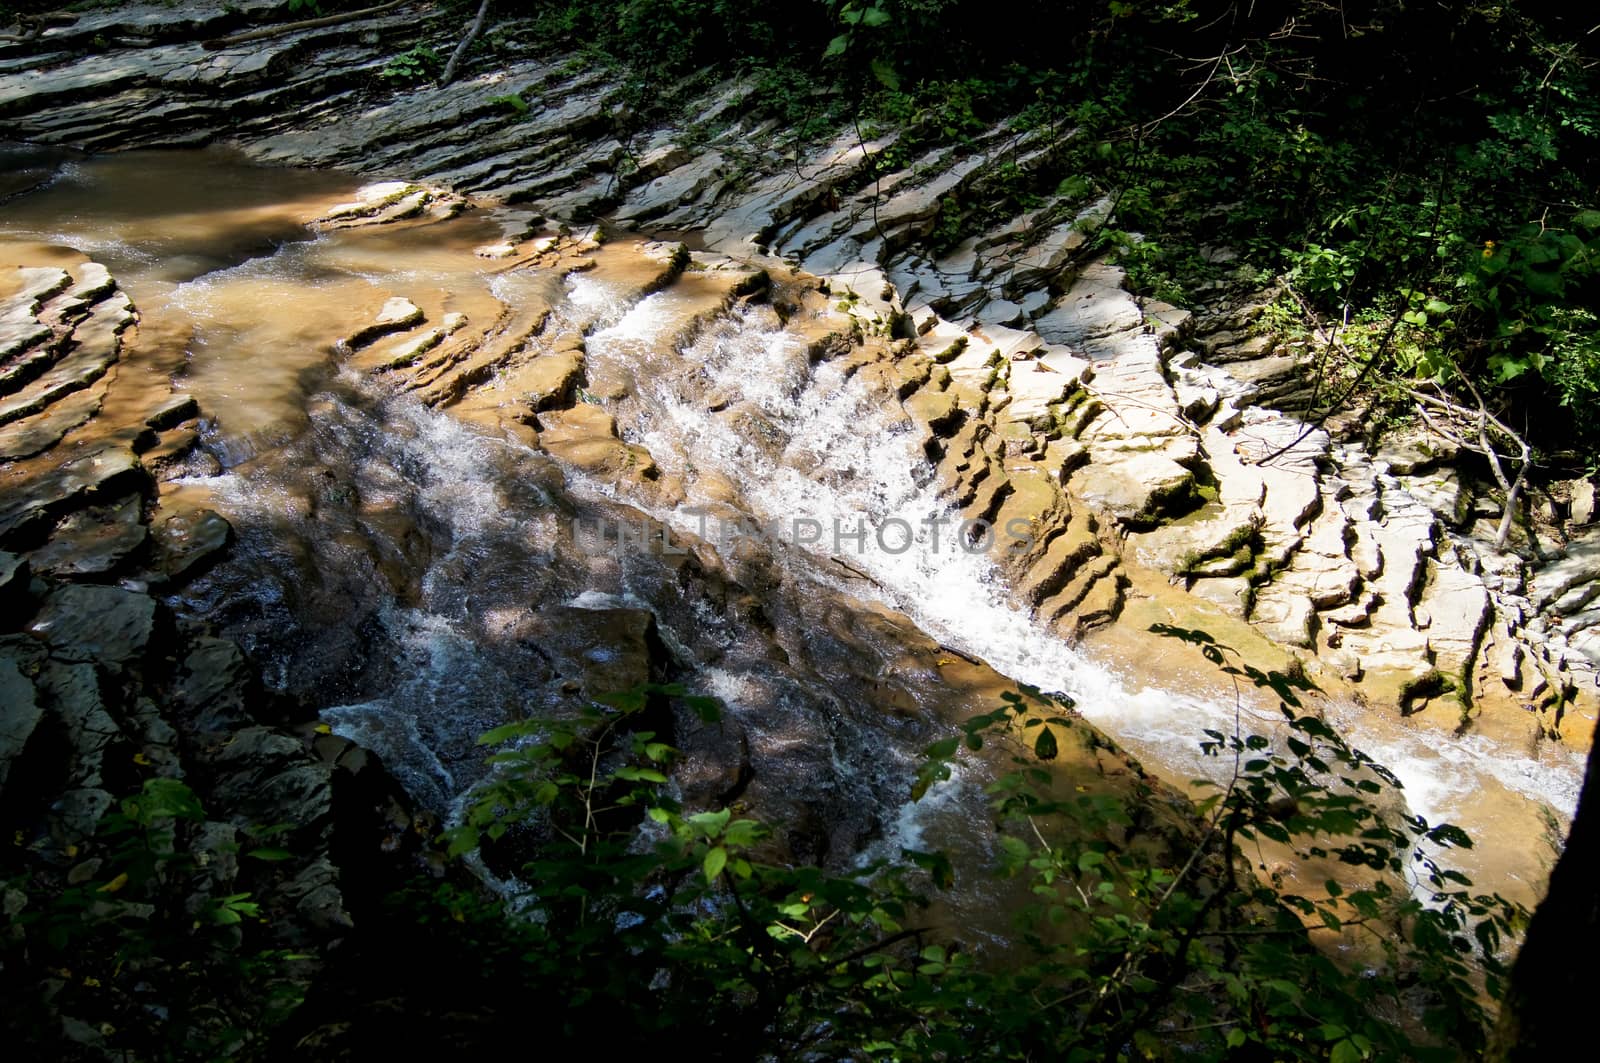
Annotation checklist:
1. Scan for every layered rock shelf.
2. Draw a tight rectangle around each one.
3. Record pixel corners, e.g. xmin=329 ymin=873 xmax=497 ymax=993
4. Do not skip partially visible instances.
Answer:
xmin=6 ymin=1 xmax=1593 ymax=750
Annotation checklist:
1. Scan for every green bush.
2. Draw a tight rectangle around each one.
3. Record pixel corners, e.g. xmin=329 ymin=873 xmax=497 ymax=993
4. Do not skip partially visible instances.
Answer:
xmin=433 ymin=634 xmax=1521 ymax=1059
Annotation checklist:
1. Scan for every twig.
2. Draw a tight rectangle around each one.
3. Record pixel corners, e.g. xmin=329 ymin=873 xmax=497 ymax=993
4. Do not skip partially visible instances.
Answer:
xmin=203 ymin=0 xmax=409 ymax=50
xmin=439 ymin=0 xmax=492 ymax=87
xmin=1407 ymin=377 xmax=1532 ymax=550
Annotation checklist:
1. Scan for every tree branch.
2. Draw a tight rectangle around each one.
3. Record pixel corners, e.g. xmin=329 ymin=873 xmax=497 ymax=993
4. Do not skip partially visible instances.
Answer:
xmin=203 ymin=1 xmax=410 ymax=50
xmin=439 ymin=0 xmax=492 ymax=87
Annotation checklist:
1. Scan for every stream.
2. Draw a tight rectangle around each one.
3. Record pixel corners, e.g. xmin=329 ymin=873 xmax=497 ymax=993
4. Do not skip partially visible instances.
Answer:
xmin=1 ymin=145 xmax=1585 ymax=920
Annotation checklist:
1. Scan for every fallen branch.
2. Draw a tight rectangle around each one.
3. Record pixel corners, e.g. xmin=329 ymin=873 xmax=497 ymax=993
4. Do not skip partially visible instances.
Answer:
xmin=1408 ymin=379 xmax=1533 ymax=550
xmin=438 ymin=0 xmax=492 ymax=87
xmin=202 ymin=0 xmax=409 ymax=51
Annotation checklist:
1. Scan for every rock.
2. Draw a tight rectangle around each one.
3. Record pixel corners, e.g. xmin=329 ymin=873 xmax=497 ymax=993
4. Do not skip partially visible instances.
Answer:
xmin=0 ymin=550 xmax=30 ymax=615
xmin=0 ymin=651 xmax=42 ymax=791
xmin=1417 ymin=561 xmax=1491 ymax=686
xmin=28 ymin=584 xmax=157 ymax=664
xmin=1375 ymin=431 xmax=1459 ymax=475
xmin=1531 ymin=536 xmax=1600 ymax=611
xmin=144 ymin=392 xmax=198 ymax=431
xmin=28 ymin=494 xmax=146 ymax=577
xmin=1033 ymin=262 xmax=1142 ymax=344
xmin=0 ymin=442 xmax=147 ymax=541
xmin=976 ymin=299 xmax=1024 ymax=327
xmin=1190 ymin=576 xmax=1253 ymax=619
xmin=211 ymin=727 xmax=333 ymax=828
xmin=344 ymin=297 xmax=423 ymax=350
xmin=537 ymin=404 xmax=658 ymax=482
xmin=1570 ymin=479 xmax=1596 ymax=526
xmin=1070 ymin=453 xmax=1195 ymax=528
xmin=173 ymin=636 xmax=252 ymax=726
xmin=149 ymin=507 xmax=231 ymax=584
xmin=1401 ymin=468 xmax=1471 ymax=527
xmin=284 ymin=856 xmax=353 ymax=930
xmin=1252 ymin=590 xmax=1318 ymax=648
xmin=40 ymin=660 xmax=121 ymax=788
xmin=523 ymin=350 xmax=585 ymax=412
xmin=517 ymin=604 xmax=661 ymax=696
xmin=1498 ymin=640 xmax=1524 ymax=687
xmin=53 ymin=787 xmax=115 ymax=847
xmin=0 ymin=383 xmax=107 ymax=461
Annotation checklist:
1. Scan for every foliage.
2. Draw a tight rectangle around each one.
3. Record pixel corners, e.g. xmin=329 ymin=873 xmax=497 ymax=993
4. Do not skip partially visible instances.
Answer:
xmin=424 ymin=640 xmax=1520 ymax=1059
xmin=379 ymin=43 xmax=442 ymax=82
xmin=472 ymin=3 xmax=1595 ymax=454
xmin=441 ymin=682 xmax=946 ymax=1055
xmin=1 ymin=778 xmax=309 ymax=1059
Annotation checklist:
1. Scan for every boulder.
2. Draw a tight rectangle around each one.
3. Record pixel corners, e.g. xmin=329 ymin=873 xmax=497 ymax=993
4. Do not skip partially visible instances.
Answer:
xmin=29 ymin=585 xmax=157 ymax=664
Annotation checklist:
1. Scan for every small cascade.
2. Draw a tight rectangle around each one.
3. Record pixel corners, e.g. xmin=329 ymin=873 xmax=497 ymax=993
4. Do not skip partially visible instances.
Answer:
xmin=1 ymin=148 xmax=1582 ymax=915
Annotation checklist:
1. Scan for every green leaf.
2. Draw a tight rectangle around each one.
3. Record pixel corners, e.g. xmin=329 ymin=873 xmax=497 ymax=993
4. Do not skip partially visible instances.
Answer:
xmin=687 ymin=809 xmax=732 ymax=837
xmin=869 ymin=58 xmax=900 ymax=91
xmin=477 ymin=721 xmax=534 ymax=747
xmin=1331 ymin=1039 xmax=1363 ymax=1063
xmin=862 ymin=6 xmax=891 ymax=27
xmin=723 ymin=819 xmax=762 ymax=848
xmin=245 ymin=848 xmax=294 ymax=862
xmin=823 ymin=34 xmax=849 ymax=58
xmin=703 ymin=846 xmax=728 ymax=882
xmin=1034 ymin=726 xmax=1058 ymax=760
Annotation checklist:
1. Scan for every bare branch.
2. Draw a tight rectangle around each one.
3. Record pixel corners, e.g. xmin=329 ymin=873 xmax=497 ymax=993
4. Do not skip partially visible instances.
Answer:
xmin=439 ymin=0 xmax=492 ymax=87
xmin=203 ymin=1 xmax=410 ymax=51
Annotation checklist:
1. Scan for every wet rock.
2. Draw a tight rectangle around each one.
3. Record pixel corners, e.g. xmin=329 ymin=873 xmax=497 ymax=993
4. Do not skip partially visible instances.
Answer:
xmin=537 ymin=404 xmax=657 ymax=483
xmin=345 ymin=297 xmax=423 ymax=350
xmin=522 ymin=350 xmax=584 ymax=412
xmin=144 ymin=392 xmax=198 ymax=430
xmin=28 ymin=584 xmax=157 ymax=664
xmin=0 ymin=377 xmax=109 ymax=461
xmin=0 ymin=442 xmax=148 ymax=541
xmin=148 ymin=506 xmax=231 ymax=584
xmin=516 ymin=605 xmax=660 ymax=696
xmin=28 ymin=494 xmax=146 ymax=577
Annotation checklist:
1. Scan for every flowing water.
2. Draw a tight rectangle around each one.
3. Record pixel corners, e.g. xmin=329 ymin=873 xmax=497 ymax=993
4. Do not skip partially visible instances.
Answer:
xmin=1 ymin=147 xmax=1584 ymax=918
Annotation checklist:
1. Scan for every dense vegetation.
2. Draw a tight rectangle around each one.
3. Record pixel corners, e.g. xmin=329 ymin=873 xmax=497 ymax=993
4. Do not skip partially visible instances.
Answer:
xmin=496 ymin=1 xmax=1597 ymax=470
xmin=3 ymin=639 xmax=1527 ymax=1059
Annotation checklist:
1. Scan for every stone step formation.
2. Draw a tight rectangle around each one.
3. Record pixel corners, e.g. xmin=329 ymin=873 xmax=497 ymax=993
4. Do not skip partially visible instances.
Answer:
xmin=3 ymin=2 xmax=1596 ymax=749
